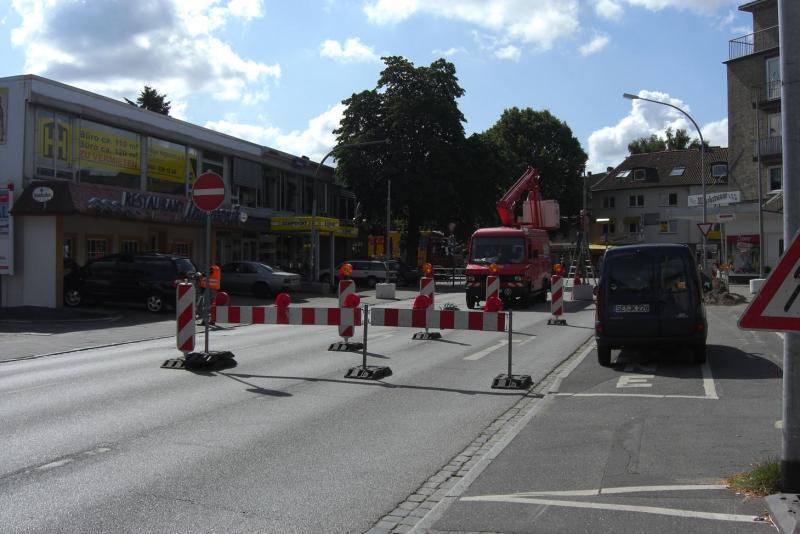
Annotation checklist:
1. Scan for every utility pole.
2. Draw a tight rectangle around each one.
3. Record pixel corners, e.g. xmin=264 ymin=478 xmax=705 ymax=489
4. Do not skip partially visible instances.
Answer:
xmin=386 ymin=179 xmax=391 ymax=259
xmin=780 ymin=0 xmax=800 ymax=491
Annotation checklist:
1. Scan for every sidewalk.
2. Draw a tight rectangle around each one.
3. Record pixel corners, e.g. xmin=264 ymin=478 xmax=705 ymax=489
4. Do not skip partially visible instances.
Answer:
xmin=404 ymin=294 xmax=782 ymax=533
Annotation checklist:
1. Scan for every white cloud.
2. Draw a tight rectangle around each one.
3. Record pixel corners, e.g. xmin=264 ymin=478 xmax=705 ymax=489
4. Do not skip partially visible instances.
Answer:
xmin=623 ymin=0 xmax=737 ymax=15
xmin=587 ymin=90 xmax=726 ymax=172
xmin=579 ymin=34 xmax=609 ymax=56
xmin=205 ymin=104 xmax=345 ymax=162
xmin=364 ymin=0 xmax=579 ymax=52
xmin=9 ymin=0 xmax=279 ymax=107
xmin=433 ymin=47 xmax=465 ymax=57
xmin=494 ymin=45 xmax=520 ymax=62
xmin=595 ymin=0 xmax=624 ymax=20
xmin=320 ymin=38 xmax=380 ymax=63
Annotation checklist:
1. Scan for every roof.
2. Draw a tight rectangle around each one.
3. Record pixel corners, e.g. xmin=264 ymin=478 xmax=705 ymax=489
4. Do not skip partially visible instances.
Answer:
xmin=591 ymin=147 xmax=728 ymax=192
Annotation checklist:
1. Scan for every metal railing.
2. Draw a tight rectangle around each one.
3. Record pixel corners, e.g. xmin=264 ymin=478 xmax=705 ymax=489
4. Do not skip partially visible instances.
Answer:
xmin=729 ymin=26 xmax=779 ymax=60
xmin=752 ymin=80 xmax=782 ymax=105
xmin=433 ymin=266 xmax=466 ymax=287
xmin=753 ymin=135 xmax=783 ymax=158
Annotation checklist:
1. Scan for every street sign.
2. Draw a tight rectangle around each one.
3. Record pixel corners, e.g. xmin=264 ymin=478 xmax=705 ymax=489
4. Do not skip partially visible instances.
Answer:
xmin=192 ymin=171 xmax=225 ymax=212
xmin=740 ymin=232 xmax=800 ymax=331
xmin=716 ymin=213 xmax=736 ymax=223
xmin=697 ymin=223 xmax=713 ymax=236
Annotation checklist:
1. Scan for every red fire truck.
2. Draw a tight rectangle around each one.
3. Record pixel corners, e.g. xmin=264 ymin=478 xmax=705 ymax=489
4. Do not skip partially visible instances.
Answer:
xmin=465 ymin=167 xmax=559 ymax=309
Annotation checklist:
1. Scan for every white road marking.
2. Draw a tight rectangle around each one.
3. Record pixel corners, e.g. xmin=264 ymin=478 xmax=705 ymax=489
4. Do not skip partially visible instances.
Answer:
xmin=515 ymin=484 xmax=728 ymax=497
xmin=777 ymin=332 xmax=785 ymax=340
xmin=36 ymin=459 xmax=73 ymax=470
xmin=616 ymin=375 xmax=655 ymax=388
xmin=464 ymin=340 xmax=507 ymax=360
xmin=557 ymin=393 xmax=714 ymax=399
xmin=701 ymin=360 xmax=718 ymax=400
xmin=459 ymin=495 xmax=762 ymax=523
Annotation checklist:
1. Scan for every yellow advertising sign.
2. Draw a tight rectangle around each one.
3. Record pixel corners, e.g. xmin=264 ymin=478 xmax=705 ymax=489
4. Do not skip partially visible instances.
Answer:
xmin=38 ymin=117 xmax=72 ymax=162
xmin=271 ymin=216 xmax=339 ymax=233
xmin=78 ymin=124 xmax=140 ymax=174
xmin=335 ymin=225 xmax=359 ymax=238
xmin=147 ymin=141 xmax=186 ymax=184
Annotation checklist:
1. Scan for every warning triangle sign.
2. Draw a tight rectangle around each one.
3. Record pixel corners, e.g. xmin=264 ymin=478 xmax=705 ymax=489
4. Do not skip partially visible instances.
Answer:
xmin=697 ymin=223 xmax=713 ymax=236
xmin=740 ymin=231 xmax=800 ymax=331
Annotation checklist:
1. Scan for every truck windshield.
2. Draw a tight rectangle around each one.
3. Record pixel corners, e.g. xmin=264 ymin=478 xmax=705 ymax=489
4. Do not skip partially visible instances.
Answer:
xmin=470 ymin=237 xmax=525 ymax=264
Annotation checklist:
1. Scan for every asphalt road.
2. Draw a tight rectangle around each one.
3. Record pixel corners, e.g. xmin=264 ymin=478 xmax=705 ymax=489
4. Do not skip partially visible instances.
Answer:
xmin=0 ymin=294 xmax=595 ymax=533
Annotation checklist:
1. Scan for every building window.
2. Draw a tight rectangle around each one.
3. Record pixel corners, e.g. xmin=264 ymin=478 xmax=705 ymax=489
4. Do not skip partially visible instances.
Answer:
xmin=120 ymin=239 xmax=139 ymax=254
xmin=147 ymin=137 xmax=187 ymax=196
xmin=658 ymin=193 xmax=678 ymax=207
xmin=172 ymin=242 xmax=191 ymax=258
xmin=86 ymin=238 xmax=109 ymax=261
xmin=669 ymin=166 xmax=685 ymax=176
xmin=633 ymin=169 xmax=646 ymax=181
xmin=767 ymin=56 xmax=781 ymax=100
xmin=768 ymin=112 xmax=782 ymax=138
xmin=659 ymin=220 xmax=678 ymax=234
xmin=78 ymin=119 xmax=141 ymax=189
xmin=769 ymin=166 xmax=782 ymax=192
xmin=602 ymin=196 xmax=615 ymax=208
xmin=35 ymin=109 xmax=76 ymax=180
xmin=711 ymin=163 xmax=728 ymax=182
xmin=616 ymin=170 xmax=631 ymax=179
xmin=602 ymin=222 xmax=616 ymax=235
xmin=628 ymin=222 xmax=640 ymax=235
xmin=629 ymin=194 xmax=644 ymax=207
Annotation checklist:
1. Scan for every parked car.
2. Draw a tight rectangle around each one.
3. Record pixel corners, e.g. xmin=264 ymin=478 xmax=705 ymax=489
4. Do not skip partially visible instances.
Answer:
xmin=594 ymin=244 xmax=707 ymax=367
xmin=386 ymin=260 xmax=421 ymax=287
xmin=63 ymin=253 xmax=197 ymax=313
xmin=319 ymin=260 xmax=397 ymax=288
xmin=220 ymin=261 xmax=301 ymax=298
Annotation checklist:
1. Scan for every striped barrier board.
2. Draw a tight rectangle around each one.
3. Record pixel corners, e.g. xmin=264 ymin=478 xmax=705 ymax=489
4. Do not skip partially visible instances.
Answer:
xmin=486 ymin=275 xmax=499 ymax=301
xmin=339 ymin=279 xmax=356 ymax=339
xmin=548 ymin=275 xmax=567 ymax=325
xmin=176 ymin=282 xmax=195 ymax=353
xmin=371 ymin=308 xmax=506 ymax=332
xmin=211 ymin=306 xmax=361 ymax=326
xmin=414 ymin=277 xmax=441 ymax=340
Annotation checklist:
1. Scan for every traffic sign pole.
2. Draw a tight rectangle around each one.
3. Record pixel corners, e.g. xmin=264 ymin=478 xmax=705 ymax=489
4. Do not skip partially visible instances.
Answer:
xmin=205 ymin=212 xmax=211 ymax=353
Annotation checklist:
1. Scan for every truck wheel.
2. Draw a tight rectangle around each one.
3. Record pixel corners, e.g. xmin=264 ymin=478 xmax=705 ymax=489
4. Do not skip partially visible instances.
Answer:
xmin=466 ymin=294 xmax=476 ymax=309
xmin=64 ymin=288 xmax=82 ymax=307
xmin=597 ymin=345 xmax=612 ymax=367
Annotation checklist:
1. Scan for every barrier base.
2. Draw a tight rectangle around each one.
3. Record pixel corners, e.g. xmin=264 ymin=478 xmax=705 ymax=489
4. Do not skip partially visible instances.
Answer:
xmin=328 ymin=341 xmax=364 ymax=352
xmin=345 ymin=365 xmax=393 ymax=380
xmin=161 ymin=358 xmax=186 ymax=369
xmin=185 ymin=350 xmax=237 ymax=370
xmin=491 ymin=373 xmax=533 ymax=390
xmin=413 ymin=331 xmax=442 ymax=340
xmin=547 ymin=316 xmax=567 ymax=326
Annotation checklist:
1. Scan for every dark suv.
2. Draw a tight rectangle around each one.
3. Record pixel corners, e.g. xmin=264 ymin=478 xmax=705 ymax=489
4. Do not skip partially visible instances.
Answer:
xmin=595 ymin=244 xmax=707 ymax=366
xmin=64 ymin=253 xmax=197 ymax=313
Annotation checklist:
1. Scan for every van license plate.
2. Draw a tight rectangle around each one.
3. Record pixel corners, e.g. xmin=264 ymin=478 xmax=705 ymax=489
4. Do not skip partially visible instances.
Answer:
xmin=615 ymin=304 xmax=650 ymax=313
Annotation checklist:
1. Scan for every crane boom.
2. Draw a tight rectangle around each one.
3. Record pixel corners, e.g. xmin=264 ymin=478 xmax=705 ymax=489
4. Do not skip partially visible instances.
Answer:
xmin=495 ymin=166 xmax=543 ymax=228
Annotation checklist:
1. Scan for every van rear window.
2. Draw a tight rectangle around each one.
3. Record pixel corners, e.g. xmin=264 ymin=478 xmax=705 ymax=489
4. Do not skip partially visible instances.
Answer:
xmin=607 ymin=254 xmax=654 ymax=294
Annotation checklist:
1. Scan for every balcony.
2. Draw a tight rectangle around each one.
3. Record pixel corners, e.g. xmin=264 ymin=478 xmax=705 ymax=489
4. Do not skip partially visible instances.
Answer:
xmin=729 ymin=26 xmax=779 ymax=60
xmin=753 ymin=136 xmax=782 ymax=160
xmin=752 ymin=80 xmax=782 ymax=107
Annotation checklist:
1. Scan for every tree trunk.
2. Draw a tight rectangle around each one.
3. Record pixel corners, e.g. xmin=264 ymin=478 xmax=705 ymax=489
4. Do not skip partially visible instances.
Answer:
xmin=405 ymin=212 xmax=421 ymax=267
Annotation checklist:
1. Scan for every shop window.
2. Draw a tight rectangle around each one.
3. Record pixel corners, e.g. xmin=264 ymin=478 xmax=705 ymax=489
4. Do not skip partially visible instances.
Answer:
xmin=120 ymin=239 xmax=139 ymax=254
xmin=147 ymin=137 xmax=186 ymax=196
xmin=658 ymin=193 xmax=678 ymax=207
xmin=769 ymin=166 xmax=782 ymax=192
xmin=659 ymin=220 xmax=678 ymax=234
xmin=628 ymin=222 xmax=639 ymax=235
xmin=628 ymin=194 xmax=644 ymax=207
xmin=35 ymin=109 xmax=76 ymax=180
xmin=78 ymin=119 xmax=140 ymax=189
xmin=602 ymin=196 xmax=615 ymax=208
xmin=86 ymin=237 xmax=109 ymax=261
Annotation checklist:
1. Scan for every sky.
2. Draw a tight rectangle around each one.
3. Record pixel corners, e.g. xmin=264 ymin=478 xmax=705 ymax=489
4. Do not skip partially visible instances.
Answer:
xmin=0 ymin=0 xmax=753 ymax=174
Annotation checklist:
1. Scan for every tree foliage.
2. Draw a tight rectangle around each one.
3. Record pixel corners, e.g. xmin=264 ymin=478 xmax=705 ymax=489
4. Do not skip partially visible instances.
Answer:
xmin=628 ymin=127 xmax=701 ymax=154
xmin=479 ymin=107 xmax=588 ymax=220
xmin=125 ymin=85 xmax=171 ymax=115
xmin=334 ymin=56 xmax=467 ymax=265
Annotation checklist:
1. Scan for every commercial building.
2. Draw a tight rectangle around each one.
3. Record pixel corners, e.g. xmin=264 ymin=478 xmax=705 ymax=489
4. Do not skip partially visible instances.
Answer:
xmin=0 ymin=75 xmax=358 ymax=308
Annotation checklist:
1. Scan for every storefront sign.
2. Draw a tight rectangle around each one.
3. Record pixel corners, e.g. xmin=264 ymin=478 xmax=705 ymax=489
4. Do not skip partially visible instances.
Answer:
xmin=271 ymin=216 xmax=339 ymax=233
xmin=716 ymin=212 xmax=736 ymax=223
xmin=688 ymin=190 xmax=741 ymax=207
xmin=32 ymin=186 xmax=54 ymax=203
xmin=0 ymin=187 xmax=13 ymax=275
xmin=0 ymin=87 xmax=8 ymax=145
xmin=335 ymin=225 xmax=359 ymax=238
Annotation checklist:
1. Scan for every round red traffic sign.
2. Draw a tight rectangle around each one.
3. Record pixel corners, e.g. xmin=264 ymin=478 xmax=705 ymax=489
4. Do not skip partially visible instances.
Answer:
xmin=192 ymin=171 xmax=225 ymax=212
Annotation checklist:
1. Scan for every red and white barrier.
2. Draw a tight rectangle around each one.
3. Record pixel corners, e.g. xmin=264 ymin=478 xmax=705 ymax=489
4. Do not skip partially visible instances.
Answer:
xmin=339 ymin=279 xmax=356 ymax=340
xmin=420 ymin=276 xmax=435 ymax=306
xmin=486 ymin=275 xmax=499 ymax=301
xmin=371 ymin=308 xmax=506 ymax=332
xmin=211 ymin=306 xmax=361 ymax=327
xmin=176 ymin=282 xmax=195 ymax=353
xmin=547 ymin=274 xmax=566 ymax=325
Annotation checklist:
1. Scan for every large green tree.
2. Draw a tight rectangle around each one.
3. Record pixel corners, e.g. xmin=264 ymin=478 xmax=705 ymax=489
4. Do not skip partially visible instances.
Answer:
xmin=334 ymin=56 xmax=467 ymax=265
xmin=479 ymin=107 xmax=587 ymax=221
xmin=628 ymin=127 xmax=702 ymax=154
xmin=125 ymin=85 xmax=171 ymax=115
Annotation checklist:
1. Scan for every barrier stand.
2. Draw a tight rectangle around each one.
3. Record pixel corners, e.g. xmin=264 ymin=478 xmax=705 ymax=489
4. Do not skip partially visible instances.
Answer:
xmin=547 ymin=274 xmax=567 ymax=326
xmin=163 ymin=282 xmax=195 ymax=369
xmin=491 ymin=309 xmax=533 ymax=390
xmin=329 ymin=277 xmax=364 ymax=351
xmin=344 ymin=304 xmax=393 ymax=380
xmin=412 ymin=276 xmax=442 ymax=340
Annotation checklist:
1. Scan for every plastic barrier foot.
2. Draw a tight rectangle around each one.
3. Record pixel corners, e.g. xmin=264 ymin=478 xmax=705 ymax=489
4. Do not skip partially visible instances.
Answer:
xmin=344 ymin=365 xmax=393 ymax=380
xmin=413 ymin=331 xmax=442 ymax=340
xmin=328 ymin=341 xmax=365 ymax=352
xmin=161 ymin=358 xmax=186 ymax=369
xmin=491 ymin=373 xmax=533 ymax=390
xmin=547 ymin=317 xmax=567 ymax=326
xmin=184 ymin=350 xmax=237 ymax=370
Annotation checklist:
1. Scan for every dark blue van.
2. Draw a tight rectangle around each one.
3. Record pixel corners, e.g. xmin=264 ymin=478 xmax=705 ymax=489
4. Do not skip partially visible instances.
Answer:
xmin=595 ymin=244 xmax=707 ymax=366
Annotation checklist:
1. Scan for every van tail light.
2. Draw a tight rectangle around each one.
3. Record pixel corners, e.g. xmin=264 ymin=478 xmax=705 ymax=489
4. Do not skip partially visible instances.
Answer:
xmin=696 ymin=323 xmax=705 ymax=332
xmin=595 ymin=322 xmax=603 ymax=334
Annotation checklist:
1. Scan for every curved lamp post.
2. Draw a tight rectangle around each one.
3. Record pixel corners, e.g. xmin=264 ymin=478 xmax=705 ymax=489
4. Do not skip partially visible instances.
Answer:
xmin=623 ymin=93 xmax=707 ymax=271
xmin=310 ymin=138 xmax=390 ymax=282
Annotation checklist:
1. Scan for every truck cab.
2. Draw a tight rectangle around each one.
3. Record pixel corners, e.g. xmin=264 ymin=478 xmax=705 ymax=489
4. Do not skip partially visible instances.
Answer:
xmin=465 ymin=226 xmax=551 ymax=309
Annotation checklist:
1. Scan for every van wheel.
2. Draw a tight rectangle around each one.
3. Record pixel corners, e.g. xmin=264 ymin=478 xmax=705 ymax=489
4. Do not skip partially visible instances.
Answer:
xmin=145 ymin=293 xmax=165 ymax=313
xmin=466 ymin=295 xmax=476 ymax=309
xmin=597 ymin=345 xmax=612 ymax=367
xmin=692 ymin=343 xmax=707 ymax=365
xmin=64 ymin=288 xmax=82 ymax=307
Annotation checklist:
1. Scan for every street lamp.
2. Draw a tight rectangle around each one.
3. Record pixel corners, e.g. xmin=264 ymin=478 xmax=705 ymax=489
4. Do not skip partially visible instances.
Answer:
xmin=310 ymin=138 xmax=390 ymax=282
xmin=623 ymin=93 xmax=707 ymax=270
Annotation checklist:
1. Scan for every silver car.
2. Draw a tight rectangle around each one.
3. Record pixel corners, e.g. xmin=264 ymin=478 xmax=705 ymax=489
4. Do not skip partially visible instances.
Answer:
xmin=220 ymin=261 xmax=301 ymax=298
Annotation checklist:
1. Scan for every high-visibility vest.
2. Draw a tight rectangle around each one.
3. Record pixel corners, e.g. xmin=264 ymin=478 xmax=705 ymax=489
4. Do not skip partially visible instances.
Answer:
xmin=200 ymin=265 xmax=221 ymax=289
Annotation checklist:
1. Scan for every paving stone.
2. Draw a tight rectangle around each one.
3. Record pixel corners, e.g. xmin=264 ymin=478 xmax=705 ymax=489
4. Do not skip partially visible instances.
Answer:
xmin=409 ymin=507 xmax=428 ymax=518
xmin=390 ymin=507 xmax=409 ymax=517
xmin=422 ymin=481 xmax=440 ymax=489
xmin=400 ymin=515 xmax=418 ymax=526
xmin=386 ymin=513 xmax=407 ymax=522
xmin=376 ymin=520 xmax=398 ymax=529
xmin=390 ymin=525 xmax=412 ymax=534
xmin=408 ymin=494 xmax=426 ymax=502
xmin=417 ymin=486 xmax=436 ymax=496
xmin=365 ymin=527 xmax=390 ymax=534
xmin=418 ymin=500 xmax=436 ymax=510
xmin=398 ymin=501 xmax=418 ymax=511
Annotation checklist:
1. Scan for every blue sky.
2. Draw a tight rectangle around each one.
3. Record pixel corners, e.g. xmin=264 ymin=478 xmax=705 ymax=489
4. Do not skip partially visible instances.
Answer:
xmin=0 ymin=0 xmax=752 ymax=173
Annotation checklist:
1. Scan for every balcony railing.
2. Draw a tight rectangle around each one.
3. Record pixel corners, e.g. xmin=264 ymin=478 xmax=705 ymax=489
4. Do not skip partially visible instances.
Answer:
xmin=752 ymin=80 xmax=782 ymax=105
xmin=753 ymin=136 xmax=783 ymax=159
xmin=729 ymin=26 xmax=779 ymax=60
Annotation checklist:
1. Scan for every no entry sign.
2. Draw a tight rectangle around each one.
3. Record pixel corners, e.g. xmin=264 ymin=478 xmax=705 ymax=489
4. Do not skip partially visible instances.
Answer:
xmin=192 ymin=171 xmax=225 ymax=212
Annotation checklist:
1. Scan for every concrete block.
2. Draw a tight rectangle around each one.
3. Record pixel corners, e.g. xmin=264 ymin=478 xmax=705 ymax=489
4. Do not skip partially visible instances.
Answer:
xmin=375 ymin=283 xmax=396 ymax=299
xmin=750 ymin=278 xmax=766 ymax=294
xmin=572 ymin=283 xmax=594 ymax=301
